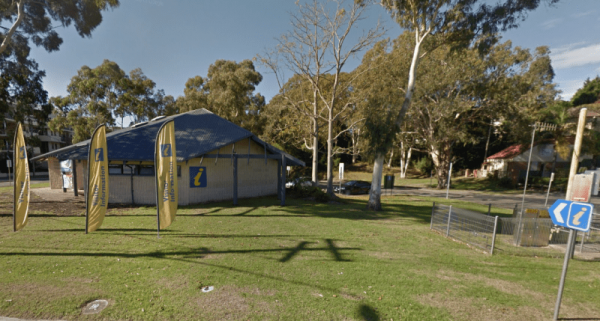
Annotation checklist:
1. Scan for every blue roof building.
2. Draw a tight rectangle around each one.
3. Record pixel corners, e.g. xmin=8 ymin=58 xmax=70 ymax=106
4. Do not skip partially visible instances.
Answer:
xmin=32 ymin=109 xmax=304 ymax=206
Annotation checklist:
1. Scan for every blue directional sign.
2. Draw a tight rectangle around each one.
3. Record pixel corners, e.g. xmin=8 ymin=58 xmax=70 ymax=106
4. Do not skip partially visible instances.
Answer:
xmin=549 ymin=199 xmax=594 ymax=232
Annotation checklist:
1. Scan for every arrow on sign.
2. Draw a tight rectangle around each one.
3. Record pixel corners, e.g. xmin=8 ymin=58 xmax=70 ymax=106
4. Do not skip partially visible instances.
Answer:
xmin=549 ymin=199 xmax=573 ymax=228
xmin=553 ymin=203 xmax=567 ymax=223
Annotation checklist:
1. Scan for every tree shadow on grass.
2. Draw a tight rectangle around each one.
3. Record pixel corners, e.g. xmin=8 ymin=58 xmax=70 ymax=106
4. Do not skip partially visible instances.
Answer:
xmin=0 ymin=238 xmax=359 ymax=262
xmin=1 ymin=195 xmax=439 ymax=224
xmin=357 ymin=304 xmax=380 ymax=321
xmin=178 ymin=197 xmax=437 ymax=224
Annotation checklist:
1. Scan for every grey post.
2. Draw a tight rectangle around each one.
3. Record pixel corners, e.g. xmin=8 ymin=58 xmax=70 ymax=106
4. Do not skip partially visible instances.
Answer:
xmin=430 ymin=202 xmax=435 ymax=230
xmin=580 ymin=231 xmax=585 ymax=254
xmin=277 ymin=159 xmax=281 ymax=200
xmin=519 ymin=124 xmax=537 ymax=246
xmin=553 ymin=229 xmax=576 ymax=321
xmin=280 ymin=154 xmax=286 ymax=206
xmin=491 ymin=216 xmax=499 ymax=255
xmin=446 ymin=205 xmax=452 ymax=237
xmin=445 ymin=162 xmax=453 ymax=199
xmin=571 ymin=231 xmax=577 ymax=259
xmin=545 ymin=172 xmax=554 ymax=207
xmin=233 ymin=154 xmax=238 ymax=206
xmin=487 ymin=203 xmax=492 ymax=216
xmin=72 ymin=159 xmax=78 ymax=196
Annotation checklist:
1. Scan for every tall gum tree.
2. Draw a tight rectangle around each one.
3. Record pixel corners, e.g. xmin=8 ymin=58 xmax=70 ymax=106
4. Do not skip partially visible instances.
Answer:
xmin=177 ymin=59 xmax=266 ymax=134
xmin=258 ymin=0 xmax=384 ymax=191
xmin=364 ymin=0 xmax=559 ymax=210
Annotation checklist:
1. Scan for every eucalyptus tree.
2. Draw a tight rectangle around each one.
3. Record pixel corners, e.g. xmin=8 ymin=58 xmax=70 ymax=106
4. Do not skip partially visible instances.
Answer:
xmin=258 ymin=0 xmax=384 ymax=193
xmin=412 ymin=40 xmax=556 ymax=188
xmin=262 ymin=74 xmax=325 ymax=158
xmin=49 ymin=59 xmax=126 ymax=142
xmin=0 ymin=0 xmax=119 ymax=56
xmin=177 ymin=59 xmax=266 ymax=134
xmin=571 ymin=76 xmax=600 ymax=107
xmin=49 ymin=60 xmax=166 ymax=142
xmin=120 ymin=68 xmax=166 ymax=124
xmin=362 ymin=0 xmax=559 ymax=210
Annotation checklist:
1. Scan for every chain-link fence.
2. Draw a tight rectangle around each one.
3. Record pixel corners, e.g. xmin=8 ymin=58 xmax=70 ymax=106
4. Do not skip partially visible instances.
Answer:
xmin=430 ymin=202 xmax=600 ymax=257
xmin=430 ymin=203 xmax=498 ymax=254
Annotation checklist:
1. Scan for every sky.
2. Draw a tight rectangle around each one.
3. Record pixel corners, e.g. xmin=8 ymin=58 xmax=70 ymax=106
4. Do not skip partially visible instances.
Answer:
xmin=28 ymin=0 xmax=600 ymax=104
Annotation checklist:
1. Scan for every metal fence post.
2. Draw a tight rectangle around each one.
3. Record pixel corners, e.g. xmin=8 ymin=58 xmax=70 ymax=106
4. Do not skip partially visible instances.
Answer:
xmin=446 ymin=205 xmax=452 ymax=237
xmin=430 ymin=202 xmax=435 ymax=230
xmin=491 ymin=216 xmax=499 ymax=255
xmin=580 ymin=231 xmax=585 ymax=253
xmin=487 ymin=203 xmax=492 ymax=216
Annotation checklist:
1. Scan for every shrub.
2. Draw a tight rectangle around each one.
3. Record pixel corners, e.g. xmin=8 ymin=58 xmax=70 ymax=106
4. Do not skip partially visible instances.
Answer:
xmin=414 ymin=157 xmax=433 ymax=174
xmin=497 ymin=176 xmax=514 ymax=189
xmin=290 ymin=185 xmax=331 ymax=203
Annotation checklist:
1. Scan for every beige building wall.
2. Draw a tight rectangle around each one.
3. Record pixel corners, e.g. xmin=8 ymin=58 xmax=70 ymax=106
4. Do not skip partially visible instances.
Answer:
xmin=185 ymin=139 xmax=278 ymax=204
xmin=49 ymin=139 xmax=281 ymax=205
xmin=48 ymin=157 xmax=62 ymax=189
xmin=47 ymin=158 xmax=86 ymax=191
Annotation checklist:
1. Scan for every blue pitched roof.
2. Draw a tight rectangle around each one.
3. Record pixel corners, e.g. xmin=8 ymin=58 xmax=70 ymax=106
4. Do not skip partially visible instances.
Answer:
xmin=31 ymin=109 xmax=304 ymax=166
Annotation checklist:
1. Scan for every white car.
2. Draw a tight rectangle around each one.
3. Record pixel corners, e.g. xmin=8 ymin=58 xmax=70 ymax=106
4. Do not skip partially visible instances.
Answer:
xmin=286 ymin=177 xmax=312 ymax=188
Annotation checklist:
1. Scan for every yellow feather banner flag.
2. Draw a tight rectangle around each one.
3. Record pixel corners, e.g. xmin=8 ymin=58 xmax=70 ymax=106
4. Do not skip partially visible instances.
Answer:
xmin=13 ymin=123 xmax=30 ymax=231
xmin=86 ymin=125 xmax=109 ymax=233
xmin=155 ymin=120 xmax=178 ymax=234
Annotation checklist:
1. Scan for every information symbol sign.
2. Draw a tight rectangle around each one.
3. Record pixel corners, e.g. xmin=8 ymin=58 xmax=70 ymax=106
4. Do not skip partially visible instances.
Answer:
xmin=566 ymin=202 xmax=594 ymax=232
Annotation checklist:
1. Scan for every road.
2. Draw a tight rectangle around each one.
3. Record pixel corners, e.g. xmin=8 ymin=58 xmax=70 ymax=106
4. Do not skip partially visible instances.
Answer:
xmin=324 ymin=181 xmax=600 ymax=210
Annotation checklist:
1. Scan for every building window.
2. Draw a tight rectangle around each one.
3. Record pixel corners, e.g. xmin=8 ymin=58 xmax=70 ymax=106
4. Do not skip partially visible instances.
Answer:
xmin=107 ymin=164 xmax=181 ymax=177
xmin=138 ymin=165 xmax=154 ymax=176
xmin=108 ymin=165 xmax=123 ymax=175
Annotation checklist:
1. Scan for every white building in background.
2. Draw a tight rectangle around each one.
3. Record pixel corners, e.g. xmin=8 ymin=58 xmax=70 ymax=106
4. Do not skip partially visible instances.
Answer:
xmin=0 ymin=109 xmax=74 ymax=172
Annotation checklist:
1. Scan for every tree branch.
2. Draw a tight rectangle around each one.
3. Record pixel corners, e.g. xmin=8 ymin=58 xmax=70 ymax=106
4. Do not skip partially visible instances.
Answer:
xmin=0 ymin=0 xmax=25 ymax=55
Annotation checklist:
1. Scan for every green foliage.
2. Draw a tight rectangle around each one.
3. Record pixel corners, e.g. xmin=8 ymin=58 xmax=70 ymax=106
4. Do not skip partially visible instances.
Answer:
xmin=0 ymin=0 xmax=119 ymax=56
xmin=177 ymin=59 xmax=266 ymax=134
xmin=49 ymin=60 xmax=168 ymax=142
xmin=571 ymin=76 xmax=600 ymax=106
xmin=290 ymin=185 xmax=331 ymax=203
xmin=414 ymin=157 xmax=433 ymax=174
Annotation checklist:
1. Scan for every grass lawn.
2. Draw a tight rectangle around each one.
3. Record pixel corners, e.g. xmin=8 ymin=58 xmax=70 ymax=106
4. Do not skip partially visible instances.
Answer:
xmin=1 ymin=191 xmax=599 ymax=320
xmin=339 ymin=170 xmax=436 ymax=188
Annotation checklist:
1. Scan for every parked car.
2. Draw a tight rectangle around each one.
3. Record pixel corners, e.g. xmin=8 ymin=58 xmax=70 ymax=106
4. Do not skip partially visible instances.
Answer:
xmin=286 ymin=177 xmax=312 ymax=188
xmin=335 ymin=180 xmax=371 ymax=195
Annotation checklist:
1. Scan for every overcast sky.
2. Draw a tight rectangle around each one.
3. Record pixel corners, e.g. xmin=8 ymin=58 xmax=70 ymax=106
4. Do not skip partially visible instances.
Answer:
xmin=29 ymin=0 xmax=600 ymax=103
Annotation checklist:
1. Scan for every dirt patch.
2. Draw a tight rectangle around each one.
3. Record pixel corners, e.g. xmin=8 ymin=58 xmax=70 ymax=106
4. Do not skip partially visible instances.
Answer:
xmin=157 ymin=276 xmax=189 ymax=292
xmin=195 ymin=285 xmax=276 ymax=320
xmin=340 ymin=293 xmax=364 ymax=301
xmin=26 ymin=188 xmax=142 ymax=217
xmin=24 ymin=188 xmax=86 ymax=216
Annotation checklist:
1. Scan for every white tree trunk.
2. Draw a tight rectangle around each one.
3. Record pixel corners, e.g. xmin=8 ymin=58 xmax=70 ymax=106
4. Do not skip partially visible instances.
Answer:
xmin=367 ymin=32 xmax=425 ymax=210
xmin=351 ymin=127 xmax=361 ymax=163
xmin=387 ymin=149 xmax=394 ymax=168
xmin=326 ymin=107 xmax=334 ymax=195
xmin=399 ymin=141 xmax=412 ymax=179
xmin=367 ymin=154 xmax=385 ymax=210
xmin=0 ymin=0 xmax=25 ymax=55
xmin=312 ymin=108 xmax=319 ymax=186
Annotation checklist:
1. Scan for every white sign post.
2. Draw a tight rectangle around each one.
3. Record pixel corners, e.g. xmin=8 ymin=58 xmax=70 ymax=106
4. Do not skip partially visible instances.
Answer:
xmin=338 ymin=163 xmax=344 ymax=194
xmin=545 ymin=172 xmax=555 ymax=207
